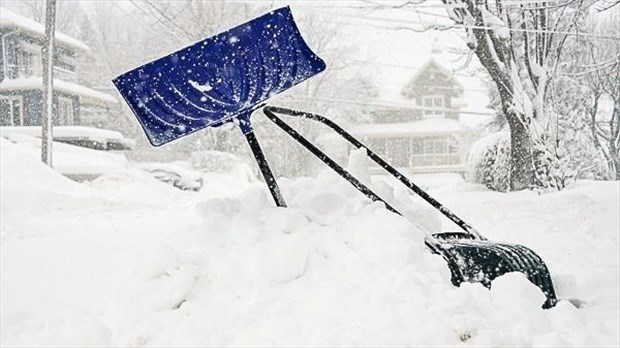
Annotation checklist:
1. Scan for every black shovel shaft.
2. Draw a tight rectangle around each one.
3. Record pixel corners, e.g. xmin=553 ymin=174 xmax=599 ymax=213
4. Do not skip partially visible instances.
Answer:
xmin=263 ymin=106 xmax=484 ymax=240
xmin=243 ymin=130 xmax=287 ymax=207
xmin=261 ymin=108 xmax=400 ymax=215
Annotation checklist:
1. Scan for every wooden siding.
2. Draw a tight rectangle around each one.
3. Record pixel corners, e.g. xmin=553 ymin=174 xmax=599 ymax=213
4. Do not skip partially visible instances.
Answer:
xmin=0 ymin=90 xmax=80 ymax=126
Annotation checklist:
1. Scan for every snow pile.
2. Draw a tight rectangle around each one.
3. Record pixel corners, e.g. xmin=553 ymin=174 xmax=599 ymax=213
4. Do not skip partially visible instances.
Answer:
xmin=1 ymin=139 xmax=618 ymax=346
xmin=103 ymin=171 xmax=613 ymax=347
xmin=89 ymin=168 xmax=192 ymax=205
xmin=0 ymin=138 xmax=97 ymax=230
xmin=190 ymin=150 xmax=256 ymax=183
xmin=2 ymin=134 xmax=128 ymax=176
xmin=0 ymin=126 xmax=131 ymax=144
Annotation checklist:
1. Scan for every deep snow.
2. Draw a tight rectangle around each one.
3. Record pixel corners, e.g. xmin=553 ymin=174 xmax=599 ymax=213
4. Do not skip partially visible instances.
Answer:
xmin=1 ymin=138 xmax=618 ymax=347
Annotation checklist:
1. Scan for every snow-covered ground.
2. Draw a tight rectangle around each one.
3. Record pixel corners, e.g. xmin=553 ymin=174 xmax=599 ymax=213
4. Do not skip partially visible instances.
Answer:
xmin=1 ymin=133 xmax=128 ymax=178
xmin=1 ymin=138 xmax=618 ymax=347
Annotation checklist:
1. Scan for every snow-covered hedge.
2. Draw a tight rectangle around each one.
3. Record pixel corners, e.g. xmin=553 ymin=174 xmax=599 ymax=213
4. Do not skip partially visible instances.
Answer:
xmin=467 ymin=131 xmax=511 ymax=192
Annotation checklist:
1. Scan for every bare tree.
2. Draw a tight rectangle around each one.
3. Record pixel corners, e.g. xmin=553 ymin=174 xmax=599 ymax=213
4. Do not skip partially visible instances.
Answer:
xmin=565 ymin=10 xmax=620 ymax=179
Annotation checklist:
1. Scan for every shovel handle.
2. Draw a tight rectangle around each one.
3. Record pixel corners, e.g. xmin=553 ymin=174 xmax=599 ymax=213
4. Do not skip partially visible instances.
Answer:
xmin=262 ymin=105 xmax=485 ymax=240
xmin=238 ymin=113 xmax=287 ymax=207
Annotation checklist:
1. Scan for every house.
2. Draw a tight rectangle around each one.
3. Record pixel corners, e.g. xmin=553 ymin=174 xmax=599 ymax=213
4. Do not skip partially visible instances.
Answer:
xmin=0 ymin=8 xmax=135 ymax=180
xmin=0 ymin=8 xmax=132 ymax=150
xmin=350 ymin=57 xmax=492 ymax=174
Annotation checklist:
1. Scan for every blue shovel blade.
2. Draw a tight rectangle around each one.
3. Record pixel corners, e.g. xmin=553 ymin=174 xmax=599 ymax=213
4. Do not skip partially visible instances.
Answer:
xmin=113 ymin=6 xmax=326 ymax=146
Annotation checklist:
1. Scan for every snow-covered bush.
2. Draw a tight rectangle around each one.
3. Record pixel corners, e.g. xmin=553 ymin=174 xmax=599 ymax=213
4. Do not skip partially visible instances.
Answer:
xmin=532 ymin=142 xmax=572 ymax=191
xmin=469 ymin=118 xmax=606 ymax=192
xmin=467 ymin=132 xmax=511 ymax=192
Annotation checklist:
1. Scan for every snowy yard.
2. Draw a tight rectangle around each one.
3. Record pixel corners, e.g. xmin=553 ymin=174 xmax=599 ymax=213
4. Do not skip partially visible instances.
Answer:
xmin=1 ymin=0 xmax=619 ymax=346
xmin=1 ymin=138 xmax=618 ymax=347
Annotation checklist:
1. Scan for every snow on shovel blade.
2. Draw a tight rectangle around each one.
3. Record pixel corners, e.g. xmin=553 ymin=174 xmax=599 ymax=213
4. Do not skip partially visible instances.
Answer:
xmin=113 ymin=6 xmax=326 ymax=146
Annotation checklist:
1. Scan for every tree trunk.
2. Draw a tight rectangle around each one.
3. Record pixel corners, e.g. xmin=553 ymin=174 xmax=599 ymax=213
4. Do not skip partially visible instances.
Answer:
xmin=464 ymin=18 xmax=536 ymax=190
xmin=505 ymin=110 xmax=535 ymax=190
xmin=495 ymin=82 xmax=535 ymax=191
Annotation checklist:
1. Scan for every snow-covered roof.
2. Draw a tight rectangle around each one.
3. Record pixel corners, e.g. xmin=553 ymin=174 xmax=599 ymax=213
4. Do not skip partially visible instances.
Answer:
xmin=402 ymin=57 xmax=464 ymax=95
xmin=0 ymin=77 xmax=118 ymax=105
xmin=369 ymin=54 xmax=492 ymax=109
xmin=0 ymin=8 xmax=90 ymax=53
xmin=357 ymin=54 xmax=495 ymax=128
xmin=350 ymin=118 xmax=469 ymax=137
xmin=0 ymin=126 xmax=136 ymax=150
xmin=330 ymin=13 xmax=495 ymax=128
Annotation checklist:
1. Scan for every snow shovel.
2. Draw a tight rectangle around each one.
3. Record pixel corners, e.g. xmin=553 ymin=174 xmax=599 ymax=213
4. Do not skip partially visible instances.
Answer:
xmin=113 ymin=6 xmax=557 ymax=308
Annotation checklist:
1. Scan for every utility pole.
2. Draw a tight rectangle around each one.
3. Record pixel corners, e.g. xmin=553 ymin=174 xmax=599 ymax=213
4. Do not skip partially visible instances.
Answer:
xmin=41 ymin=0 xmax=57 ymax=166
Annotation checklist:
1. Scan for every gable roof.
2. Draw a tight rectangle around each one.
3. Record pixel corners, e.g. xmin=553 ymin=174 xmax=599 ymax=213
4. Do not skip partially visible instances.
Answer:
xmin=372 ymin=53 xmax=474 ymax=103
xmin=0 ymin=8 xmax=90 ymax=53
xmin=365 ymin=53 xmax=493 ymax=126
xmin=401 ymin=58 xmax=464 ymax=99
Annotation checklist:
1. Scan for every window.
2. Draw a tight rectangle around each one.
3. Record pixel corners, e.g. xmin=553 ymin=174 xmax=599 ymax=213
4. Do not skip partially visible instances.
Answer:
xmin=17 ymin=41 xmax=43 ymax=77
xmin=57 ymin=97 xmax=75 ymax=125
xmin=387 ymin=138 xmax=410 ymax=166
xmin=411 ymin=138 xmax=422 ymax=154
xmin=410 ymin=135 xmax=460 ymax=167
xmin=56 ymin=54 xmax=77 ymax=72
xmin=17 ymin=51 xmax=34 ymax=77
xmin=434 ymin=137 xmax=447 ymax=153
xmin=422 ymin=95 xmax=444 ymax=118
xmin=0 ymin=96 xmax=24 ymax=126
xmin=423 ymin=137 xmax=434 ymax=153
xmin=366 ymin=137 xmax=387 ymax=155
xmin=367 ymin=135 xmax=461 ymax=169
xmin=448 ymin=136 xmax=460 ymax=165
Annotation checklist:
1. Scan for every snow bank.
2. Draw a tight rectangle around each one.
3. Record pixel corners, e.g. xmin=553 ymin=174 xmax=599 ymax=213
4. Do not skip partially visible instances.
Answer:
xmin=103 ymin=165 xmax=617 ymax=346
xmin=1 ymin=139 xmax=618 ymax=346
xmin=0 ymin=126 xmax=135 ymax=148
xmin=89 ymin=168 xmax=193 ymax=205
xmin=0 ymin=138 xmax=96 ymax=229
xmin=2 ymin=134 xmax=128 ymax=176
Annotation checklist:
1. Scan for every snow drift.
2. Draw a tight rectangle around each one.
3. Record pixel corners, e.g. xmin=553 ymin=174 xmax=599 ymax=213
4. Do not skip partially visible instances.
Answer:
xmin=1 ymin=139 xmax=618 ymax=346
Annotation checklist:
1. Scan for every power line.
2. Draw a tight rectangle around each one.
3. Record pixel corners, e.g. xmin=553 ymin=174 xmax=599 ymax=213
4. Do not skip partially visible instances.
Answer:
xmin=127 ymin=0 xmax=188 ymax=42
xmin=108 ymin=1 xmax=179 ymax=47
xmin=342 ymin=58 xmax=489 ymax=81
xmin=308 ymin=9 xmax=620 ymax=41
